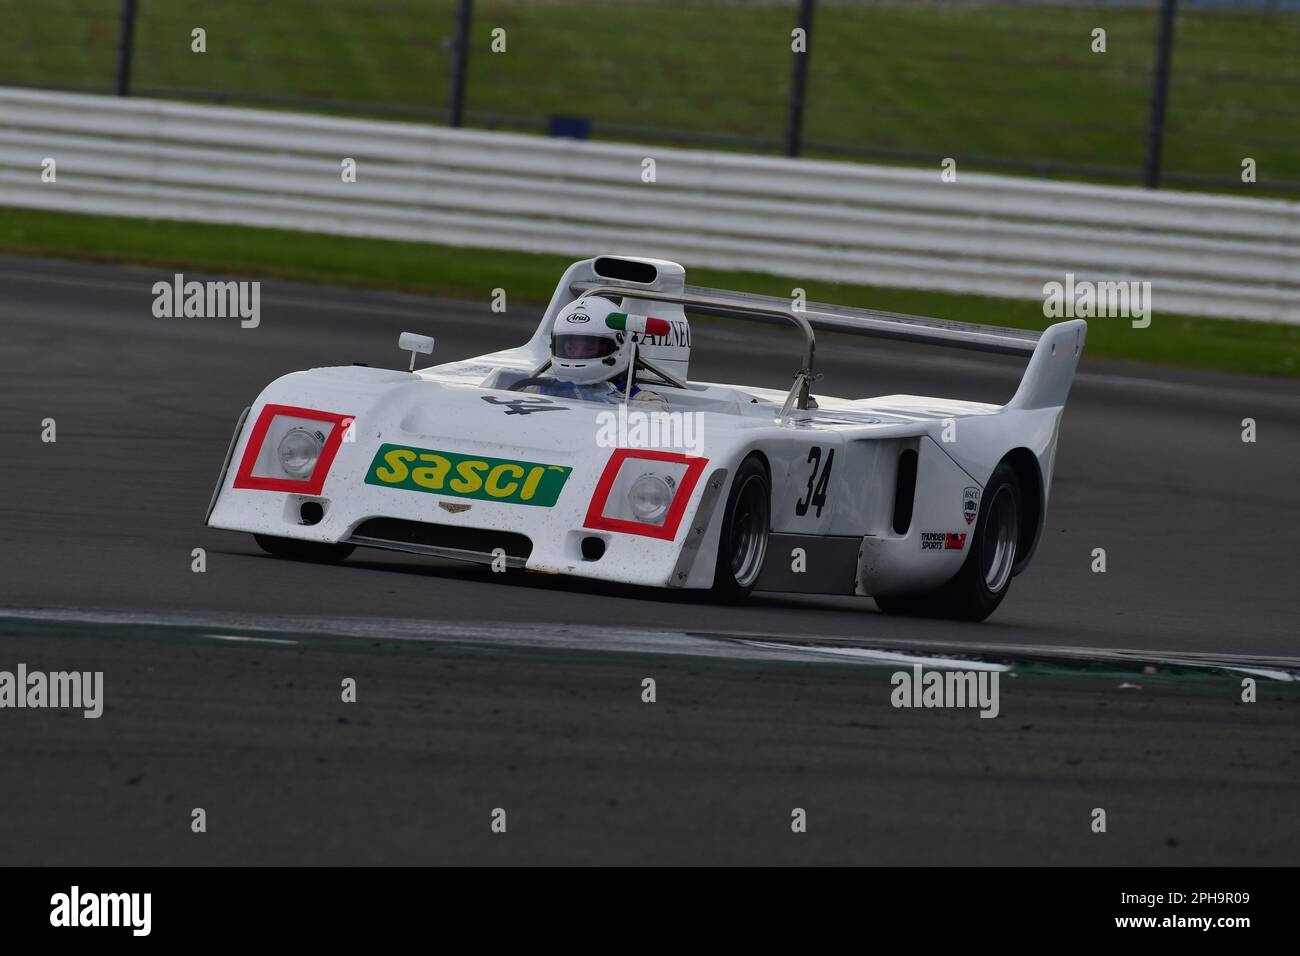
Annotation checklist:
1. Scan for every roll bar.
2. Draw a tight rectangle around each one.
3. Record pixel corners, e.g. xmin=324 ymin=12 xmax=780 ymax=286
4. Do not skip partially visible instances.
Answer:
xmin=579 ymin=284 xmax=818 ymax=415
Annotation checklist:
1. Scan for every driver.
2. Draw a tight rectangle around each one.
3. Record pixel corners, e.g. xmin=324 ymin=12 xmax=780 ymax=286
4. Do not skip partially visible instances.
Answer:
xmin=525 ymin=296 xmax=666 ymax=407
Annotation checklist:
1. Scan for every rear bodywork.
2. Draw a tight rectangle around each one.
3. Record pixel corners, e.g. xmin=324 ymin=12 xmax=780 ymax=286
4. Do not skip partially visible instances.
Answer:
xmin=207 ymin=255 xmax=1085 ymax=598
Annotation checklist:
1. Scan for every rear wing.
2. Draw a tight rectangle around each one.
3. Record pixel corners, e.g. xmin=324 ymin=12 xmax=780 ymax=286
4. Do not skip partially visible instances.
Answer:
xmin=572 ymin=279 xmax=1040 ymax=355
xmin=687 ymin=285 xmax=1045 ymax=357
xmin=570 ymin=277 xmax=1087 ymax=414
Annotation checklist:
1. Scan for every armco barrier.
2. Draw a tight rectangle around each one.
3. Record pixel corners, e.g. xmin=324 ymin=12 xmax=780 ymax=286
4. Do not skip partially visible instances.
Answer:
xmin=1 ymin=87 xmax=1297 ymax=322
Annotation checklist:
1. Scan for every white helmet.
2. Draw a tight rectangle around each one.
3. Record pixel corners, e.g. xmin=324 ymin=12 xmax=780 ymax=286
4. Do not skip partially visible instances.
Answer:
xmin=549 ymin=296 xmax=629 ymax=384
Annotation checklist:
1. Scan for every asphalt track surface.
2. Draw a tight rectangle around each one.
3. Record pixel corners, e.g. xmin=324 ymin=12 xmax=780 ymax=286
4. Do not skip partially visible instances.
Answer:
xmin=1 ymin=254 xmax=1298 ymax=865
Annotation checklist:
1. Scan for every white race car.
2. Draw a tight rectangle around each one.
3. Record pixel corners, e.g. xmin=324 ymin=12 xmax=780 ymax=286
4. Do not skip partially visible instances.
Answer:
xmin=206 ymin=255 xmax=1085 ymax=621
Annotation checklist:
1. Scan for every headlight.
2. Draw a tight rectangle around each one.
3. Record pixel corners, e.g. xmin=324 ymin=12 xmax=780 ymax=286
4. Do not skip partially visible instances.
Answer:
xmin=628 ymin=473 xmax=675 ymax=523
xmin=278 ymin=427 xmax=323 ymax=478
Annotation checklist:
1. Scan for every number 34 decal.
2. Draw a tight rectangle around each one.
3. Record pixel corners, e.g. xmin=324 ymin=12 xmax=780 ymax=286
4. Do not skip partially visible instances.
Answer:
xmin=795 ymin=445 xmax=834 ymax=518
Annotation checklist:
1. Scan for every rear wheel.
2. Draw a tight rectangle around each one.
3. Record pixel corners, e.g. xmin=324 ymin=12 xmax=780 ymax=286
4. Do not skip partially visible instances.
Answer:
xmin=712 ymin=456 xmax=771 ymax=601
xmin=254 ymin=534 xmax=354 ymax=564
xmin=875 ymin=462 xmax=1021 ymax=622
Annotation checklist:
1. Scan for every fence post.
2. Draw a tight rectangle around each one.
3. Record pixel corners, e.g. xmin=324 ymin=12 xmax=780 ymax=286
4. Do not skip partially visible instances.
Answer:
xmin=114 ymin=0 xmax=137 ymax=96
xmin=1142 ymin=0 xmax=1178 ymax=189
xmin=447 ymin=0 xmax=473 ymax=127
xmin=783 ymin=0 xmax=816 ymax=157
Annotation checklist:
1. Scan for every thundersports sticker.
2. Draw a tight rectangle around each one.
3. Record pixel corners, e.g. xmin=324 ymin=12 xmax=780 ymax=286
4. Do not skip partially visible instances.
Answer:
xmin=365 ymin=443 xmax=571 ymax=507
xmin=921 ymin=531 xmax=967 ymax=551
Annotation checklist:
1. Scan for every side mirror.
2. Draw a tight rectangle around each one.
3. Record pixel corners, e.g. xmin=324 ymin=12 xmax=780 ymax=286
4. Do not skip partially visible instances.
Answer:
xmin=398 ymin=332 xmax=435 ymax=371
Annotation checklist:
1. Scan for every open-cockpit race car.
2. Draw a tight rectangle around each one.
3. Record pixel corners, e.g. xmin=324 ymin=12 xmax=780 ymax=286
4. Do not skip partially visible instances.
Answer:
xmin=206 ymin=255 xmax=1086 ymax=620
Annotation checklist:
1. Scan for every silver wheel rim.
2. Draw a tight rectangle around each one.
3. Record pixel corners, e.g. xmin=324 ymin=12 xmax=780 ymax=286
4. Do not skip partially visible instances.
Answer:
xmin=981 ymin=486 xmax=1018 ymax=593
xmin=729 ymin=474 xmax=769 ymax=588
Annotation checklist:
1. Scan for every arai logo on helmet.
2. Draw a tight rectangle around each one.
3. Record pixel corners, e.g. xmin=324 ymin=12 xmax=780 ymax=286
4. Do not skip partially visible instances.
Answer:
xmin=566 ymin=312 xmax=590 ymax=324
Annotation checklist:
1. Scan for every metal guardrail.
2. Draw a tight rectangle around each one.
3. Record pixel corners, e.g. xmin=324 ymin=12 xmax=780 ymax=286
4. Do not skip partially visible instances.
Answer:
xmin=1 ymin=88 xmax=1297 ymax=323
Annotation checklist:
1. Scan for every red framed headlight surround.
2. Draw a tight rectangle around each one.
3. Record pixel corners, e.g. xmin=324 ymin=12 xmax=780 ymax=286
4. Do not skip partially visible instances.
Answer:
xmin=583 ymin=449 xmax=708 ymax=541
xmin=232 ymin=404 xmax=354 ymax=496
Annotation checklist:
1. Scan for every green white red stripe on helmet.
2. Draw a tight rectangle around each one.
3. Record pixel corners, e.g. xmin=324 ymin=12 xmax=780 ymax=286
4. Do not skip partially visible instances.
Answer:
xmin=605 ymin=312 xmax=671 ymax=337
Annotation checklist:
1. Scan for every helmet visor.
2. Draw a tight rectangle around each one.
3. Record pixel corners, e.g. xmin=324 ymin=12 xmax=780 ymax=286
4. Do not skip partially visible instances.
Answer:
xmin=553 ymin=334 xmax=618 ymax=360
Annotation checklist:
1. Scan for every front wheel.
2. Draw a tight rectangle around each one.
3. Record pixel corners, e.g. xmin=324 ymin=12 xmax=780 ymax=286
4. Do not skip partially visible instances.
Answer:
xmin=875 ymin=462 xmax=1021 ymax=622
xmin=254 ymin=534 xmax=355 ymax=564
xmin=712 ymin=455 xmax=771 ymax=601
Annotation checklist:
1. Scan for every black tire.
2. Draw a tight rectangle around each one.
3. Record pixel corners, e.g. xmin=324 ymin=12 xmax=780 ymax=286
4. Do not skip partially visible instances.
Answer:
xmin=712 ymin=455 xmax=771 ymax=601
xmin=875 ymin=462 xmax=1022 ymax=622
xmin=254 ymin=534 xmax=355 ymax=564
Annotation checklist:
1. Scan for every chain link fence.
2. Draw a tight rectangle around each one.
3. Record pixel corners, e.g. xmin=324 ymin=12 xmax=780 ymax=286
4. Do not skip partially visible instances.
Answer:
xmin=3 ymin=0 xmax=1298 ymax=192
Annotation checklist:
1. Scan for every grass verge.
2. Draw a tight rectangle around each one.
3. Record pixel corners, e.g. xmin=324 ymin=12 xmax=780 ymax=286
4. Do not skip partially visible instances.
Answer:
xmin=2 ymin=204 xmax=1295 ymax=378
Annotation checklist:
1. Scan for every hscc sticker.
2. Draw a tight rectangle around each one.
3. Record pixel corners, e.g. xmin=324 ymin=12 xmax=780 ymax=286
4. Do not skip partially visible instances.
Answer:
xmin=962 ymin=486 xmax=980 ymax=525
xmin=921 ymin=531 xmax=967 ymax=551
xmin=366 ymin=443 xmax=571 ymax=507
